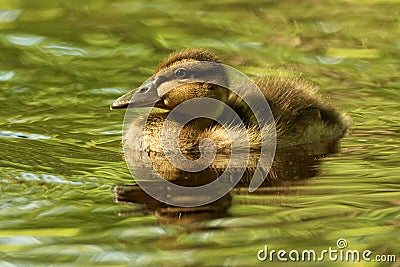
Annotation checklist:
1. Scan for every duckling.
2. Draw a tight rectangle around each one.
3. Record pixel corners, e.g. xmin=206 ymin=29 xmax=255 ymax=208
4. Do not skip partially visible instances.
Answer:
xmin=111 ymin=49 xmax=350 ymax=153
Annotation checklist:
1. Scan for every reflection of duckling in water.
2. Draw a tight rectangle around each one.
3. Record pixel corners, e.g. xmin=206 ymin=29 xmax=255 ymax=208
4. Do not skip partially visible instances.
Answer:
xmin=111 ymin=48 xmax=349 ymax=153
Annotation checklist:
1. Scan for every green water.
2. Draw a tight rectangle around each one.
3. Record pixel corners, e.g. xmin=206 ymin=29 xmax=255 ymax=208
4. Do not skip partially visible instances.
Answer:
xmin=0 ymin=0 xmax=399 ymax=266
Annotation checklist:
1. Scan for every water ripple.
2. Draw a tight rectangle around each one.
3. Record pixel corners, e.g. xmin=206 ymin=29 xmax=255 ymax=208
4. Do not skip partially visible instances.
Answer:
xmin=0 ymin=130 xmax=51 ymax=140
xmin=0 ymin=71 xmax=15 ymax=81
xmin=41 ymin=45 xmax=88 ymax=57
xmin=0 ymin=10 xmax=21 ymax=23
xmin=1 ymin=171 xmax=85 ymax=186
xmin=7 ymin=34 xmax=45 ymax=46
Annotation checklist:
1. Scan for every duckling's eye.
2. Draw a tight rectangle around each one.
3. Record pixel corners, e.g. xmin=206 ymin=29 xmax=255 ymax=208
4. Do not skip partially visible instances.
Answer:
xmin=175 ymin=68 xmax=186 ymax=78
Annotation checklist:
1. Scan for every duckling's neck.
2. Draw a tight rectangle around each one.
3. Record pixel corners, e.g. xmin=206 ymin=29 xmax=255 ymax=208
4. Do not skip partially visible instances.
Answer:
xmin=186 ymin=118 xmax=215 ymax=129
xmin=226 ymin=92 xmax=259 ymax=127
xmin=162 ymin=110 xmax=216 ymax=130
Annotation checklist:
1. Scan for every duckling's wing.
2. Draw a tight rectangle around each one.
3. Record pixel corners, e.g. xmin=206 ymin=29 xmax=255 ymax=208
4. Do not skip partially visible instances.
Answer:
xmin=255 ymin=73 xmax=350 ymax=146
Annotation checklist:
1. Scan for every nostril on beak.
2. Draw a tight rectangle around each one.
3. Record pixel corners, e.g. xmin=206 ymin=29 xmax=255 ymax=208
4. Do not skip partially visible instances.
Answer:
xmin=139 ymin=86 xmax=149 ymax=93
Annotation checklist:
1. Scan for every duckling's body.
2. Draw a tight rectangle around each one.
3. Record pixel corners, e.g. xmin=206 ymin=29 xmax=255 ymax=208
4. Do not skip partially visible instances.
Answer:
xmin=112 ymin=49 xmax=349 ymax=153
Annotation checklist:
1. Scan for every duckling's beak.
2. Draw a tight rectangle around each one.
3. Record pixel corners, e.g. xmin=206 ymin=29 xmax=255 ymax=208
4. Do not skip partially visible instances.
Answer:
xmin=110 ymin=79 xmax=165 ymax=110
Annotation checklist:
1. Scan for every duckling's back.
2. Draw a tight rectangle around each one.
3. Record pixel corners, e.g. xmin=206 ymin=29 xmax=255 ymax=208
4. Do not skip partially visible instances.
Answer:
xmin=254 ymin=71 xmax=350 ymax=146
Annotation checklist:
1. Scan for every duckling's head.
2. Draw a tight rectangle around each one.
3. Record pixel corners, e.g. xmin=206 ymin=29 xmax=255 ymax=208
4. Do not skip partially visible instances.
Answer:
xmin=111 ymin=49 xmax=229 ymax=115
